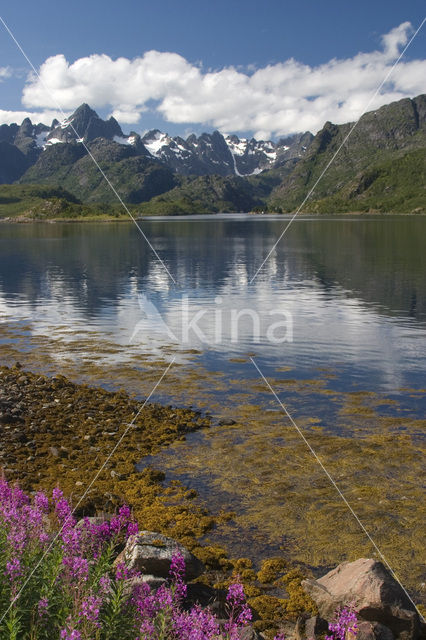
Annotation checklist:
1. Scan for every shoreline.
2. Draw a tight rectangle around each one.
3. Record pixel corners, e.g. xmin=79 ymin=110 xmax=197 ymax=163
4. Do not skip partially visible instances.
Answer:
xmin=1 ymin=357 xmax=425 ymax=628
xmin=1 ymin=210 xmax=425 ymax=224
xmin=0 ymin=362 xmax=321 ymax=633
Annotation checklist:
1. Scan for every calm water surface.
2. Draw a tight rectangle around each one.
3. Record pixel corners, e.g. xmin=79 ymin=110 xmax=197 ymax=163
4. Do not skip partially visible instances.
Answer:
xmin=0 ymin=215 xmax=424 ymax=394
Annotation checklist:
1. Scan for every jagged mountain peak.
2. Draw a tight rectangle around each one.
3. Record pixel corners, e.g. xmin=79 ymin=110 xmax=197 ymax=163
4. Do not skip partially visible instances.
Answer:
xmin=139 ymin=127 xmax=312 ymax=177
xmin=0 ymin=102 xmax=313 ymax=182
xmin=45 ymin=103 xmax=124 ymax=145
xmin=72 ymin=103 xmax=98 ymax=116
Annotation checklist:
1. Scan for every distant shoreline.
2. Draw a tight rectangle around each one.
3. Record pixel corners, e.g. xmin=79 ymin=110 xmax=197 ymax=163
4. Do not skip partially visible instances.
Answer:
xmin=1 ymin=210 xmax=425 ymax=224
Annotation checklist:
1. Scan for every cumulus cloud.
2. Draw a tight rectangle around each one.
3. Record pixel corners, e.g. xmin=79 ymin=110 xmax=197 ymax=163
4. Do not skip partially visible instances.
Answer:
xmin=4 ymin=22 xmax=426 ymax=137
xmin=0 ymin=109 xmax=68 ymax=126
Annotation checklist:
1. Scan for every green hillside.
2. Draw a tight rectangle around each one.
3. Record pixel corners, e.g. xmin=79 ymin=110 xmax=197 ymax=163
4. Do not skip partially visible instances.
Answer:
xmin=136 ymin=165 xmax=293 ymax=215
xmin=137 ymin=174 xmax=260 ymax=214
xmin=20 ymin=139 xmax=176 ymax=205
xmin=269 ymin=95 xmax=426 ymax=212
xmin=0 ymin=184 xmax=123 ymax=220
xmin=302 ymin=148 xmax=426 ymax=213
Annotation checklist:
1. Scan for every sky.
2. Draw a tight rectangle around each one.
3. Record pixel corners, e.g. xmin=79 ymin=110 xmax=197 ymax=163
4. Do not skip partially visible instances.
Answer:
xmin=0 ymin=0 xmax=425 ymax=140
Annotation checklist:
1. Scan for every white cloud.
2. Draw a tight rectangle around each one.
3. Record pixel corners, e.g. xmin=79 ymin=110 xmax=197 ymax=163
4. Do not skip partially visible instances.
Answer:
xmin=0 ymin=67 xmax=12 ymax=81
xmin=2 ymin=22 xmax=424 ymax=138
xmin=0 ymin=109 xmax=68 ymax=126
xmin=109 ymin=107 xmax=143 ymax=124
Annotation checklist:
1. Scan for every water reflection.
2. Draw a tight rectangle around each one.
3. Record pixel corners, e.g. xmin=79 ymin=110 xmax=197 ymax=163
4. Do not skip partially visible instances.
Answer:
xmin=0 ymin=216 xmax=425 ymax=392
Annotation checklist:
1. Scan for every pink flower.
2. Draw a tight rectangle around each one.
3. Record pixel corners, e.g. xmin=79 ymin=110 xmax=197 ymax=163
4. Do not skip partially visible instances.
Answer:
xmin=127 ymin=520 xmax=139 ymax=536
xmin=79 ymin=594 xmax=102 ymax=626
xmin=169 ymin=551 xmax=187 ymax=600
xmin=60 ymin=629 xmax=81 ymax=640
xmin=52 ymin=487 xmax=64 ymax=503
xmin=115 ymin=562 xmax=130 ymax=581
xmin=62 ymin=555 xmax=89 ymax=581
xmin=99 ymin=574 xmax=111 ymax=594
xmin=326 ymin=605 xmax=358 ymax=640
xmin=38 ymin=597 xmax=48 ymax=618
xmin=5 ymin=556 xmax=22 ymax=582
xmin=34 ymin=492 xmax=49 ymax=513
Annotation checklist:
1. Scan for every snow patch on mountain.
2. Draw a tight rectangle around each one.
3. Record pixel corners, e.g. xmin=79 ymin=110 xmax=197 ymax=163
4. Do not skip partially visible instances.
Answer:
xmin=60 ymin=117 xmax=73 ymax=130
xmin=230 ymin=152 xmax=243 ymax=176
xmin=143 ymin=131 xmax=171 ymax=156
xmin=44 ymin=137 xmax=65 ymax=146
xmin=224 ymin=135 xmax=248 ymax=157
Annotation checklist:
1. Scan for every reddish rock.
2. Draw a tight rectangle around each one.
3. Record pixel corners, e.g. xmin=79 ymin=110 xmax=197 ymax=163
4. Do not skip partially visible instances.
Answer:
xmin=302 ymin=558 xmax=422 ymax=640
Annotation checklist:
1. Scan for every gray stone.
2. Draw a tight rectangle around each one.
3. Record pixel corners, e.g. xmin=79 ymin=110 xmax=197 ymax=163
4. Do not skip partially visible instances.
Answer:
xmin=116 ymin=531 xmax=204 ymax=580
xmin=76 ymin=516 xmax=107 ymax=528
xmin=185 ymin=583 xmax=227 ymax=618
xmin=124 ymin=574 xmax=167 ymax=597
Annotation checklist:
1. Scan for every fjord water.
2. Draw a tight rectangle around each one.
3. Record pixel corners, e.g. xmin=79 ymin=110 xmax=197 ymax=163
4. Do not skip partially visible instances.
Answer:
xmin=1 ymin=215 xmax=425 ymax=576
xmin=0 ymin=215 xmax=424 ymax=390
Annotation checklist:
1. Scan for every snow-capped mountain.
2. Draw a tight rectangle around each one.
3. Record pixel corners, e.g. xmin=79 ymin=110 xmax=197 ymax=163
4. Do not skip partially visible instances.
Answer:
xmin=140 ymin=128 xmax=313 ymax=177
xmin=0 ymin=103 xmax=313 ymax=183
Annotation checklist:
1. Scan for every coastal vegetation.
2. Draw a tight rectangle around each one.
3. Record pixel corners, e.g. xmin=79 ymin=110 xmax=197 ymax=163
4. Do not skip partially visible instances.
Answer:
xmin=0 ymin=185 xmax=125 ymax=221
xmin=0 ymin=476 xmax=365 ymax=639
xmin=0 ymin=478 xmax=259 ymax=639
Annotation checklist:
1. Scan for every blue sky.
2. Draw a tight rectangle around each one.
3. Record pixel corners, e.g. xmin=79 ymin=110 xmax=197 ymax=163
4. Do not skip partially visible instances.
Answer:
xmin=0 ymin=0 xmax=425 ymax=139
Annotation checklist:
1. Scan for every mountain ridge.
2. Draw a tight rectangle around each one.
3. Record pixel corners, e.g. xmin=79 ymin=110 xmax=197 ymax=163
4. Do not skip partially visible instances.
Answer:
xmin=0 ymin=105 xmax=312 ymax=182
xmin=270 ymin=94 xmax=426 ymax=212
xmin=0 ymin=94 xmax=424 ymax=215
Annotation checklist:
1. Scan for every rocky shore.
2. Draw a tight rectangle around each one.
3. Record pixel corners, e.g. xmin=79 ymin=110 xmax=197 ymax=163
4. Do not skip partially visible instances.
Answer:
xmin=0 ymin=363 xmax=424 ymax=636
xmin=0 ymin=362 xmax=314 ymax=633
xmin=102 ymin=527 xmax=426 ymax=640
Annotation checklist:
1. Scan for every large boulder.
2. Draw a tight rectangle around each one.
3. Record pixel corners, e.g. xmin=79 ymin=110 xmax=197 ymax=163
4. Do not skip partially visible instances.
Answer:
xmin=115 ymin=531 xmax=204 ymax=580
xmin=302 ymin=558 xmax=423 ymax=640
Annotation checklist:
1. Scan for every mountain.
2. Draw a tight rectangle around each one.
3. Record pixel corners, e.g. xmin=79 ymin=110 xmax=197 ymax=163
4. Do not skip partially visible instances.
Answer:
xmin=141 ymin=129 xmax=312 ymax=177
xmin=137 ymin=174 xmax=264 ymax=215
xmin=0 ymin=95 xmax=424 ymax=215
xmin=137 ymin=165 xmax=297 ymax=215
xmin=44 ymin=103 xmax=124 ymax=144
xmin=0 ymin=104 xmax=310 ymax=209
xmin=297 ymin=148 xmax=425 ymax=213
xmin=269 ymin=95 xmax=426 ymax=212
xmin=0 ymin=117 xmax=51 ymax=180
xmin=0 ymin=142 xmax=29 ymax=183
xmin=0 ymin=104 xmax=312 ymax=186
xmin=20 ymin=138 xmax=176 ymax=204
